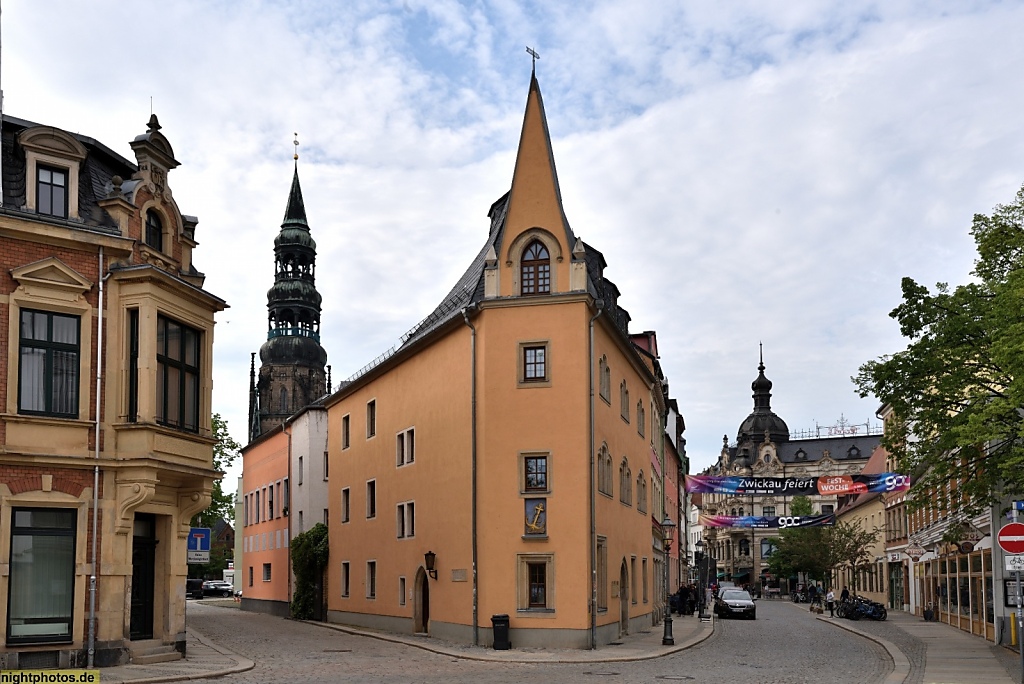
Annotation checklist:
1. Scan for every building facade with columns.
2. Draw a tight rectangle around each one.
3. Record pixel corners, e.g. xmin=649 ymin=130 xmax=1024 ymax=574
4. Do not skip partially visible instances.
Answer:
xmin=0 ymin=114 xmax=225 ymax=668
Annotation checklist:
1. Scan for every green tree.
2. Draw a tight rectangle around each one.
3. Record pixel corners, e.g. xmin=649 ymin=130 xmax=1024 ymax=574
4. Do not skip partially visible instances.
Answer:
xmin=189 ymin=413 xmax=242 ymax=579
xmin=290 ymin=523 xmax=329 ymax=619
xmin=855 ymin=184 xmax=1024 ymax=515
xmin=824 ymin=520 xmax=879 ymax=594
xmin=766 ymin=497 xmax=827 ymax=581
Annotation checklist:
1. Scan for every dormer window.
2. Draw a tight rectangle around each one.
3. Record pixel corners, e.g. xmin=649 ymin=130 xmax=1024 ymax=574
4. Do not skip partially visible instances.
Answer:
xmin=521 ymin=241 xmax=550 ymax=295
xmin=145 ymin=210 xmax=163 ymax=251
xmin=795 ymin=448 xmax=807 ymax=460
xmin=37 ymin=165 xmax=68 ymax=218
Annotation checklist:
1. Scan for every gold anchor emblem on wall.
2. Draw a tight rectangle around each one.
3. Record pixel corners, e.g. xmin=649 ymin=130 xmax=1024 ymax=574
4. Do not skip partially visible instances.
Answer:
xmin=526 ymin=501 xmax=546 ymax=534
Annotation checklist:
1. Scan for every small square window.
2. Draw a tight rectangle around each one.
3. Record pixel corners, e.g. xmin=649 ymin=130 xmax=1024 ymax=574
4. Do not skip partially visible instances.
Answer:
xmin=518 ymin=341 xmax=551 ymax=387
xmin=524 ymin=346 xmax=546 ymax=381
xmin=524 ymin=455 xmax=547 ymax=492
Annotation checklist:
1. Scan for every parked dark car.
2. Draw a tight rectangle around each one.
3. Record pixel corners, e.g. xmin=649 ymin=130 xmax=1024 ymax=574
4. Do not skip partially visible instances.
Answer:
xmin=186 ymin=578 xmax=204 ymax=600
xmin=202 ymin=580 xmax=234 ymax=597
xmin=714 ymin=589 xmax=756 ymax=619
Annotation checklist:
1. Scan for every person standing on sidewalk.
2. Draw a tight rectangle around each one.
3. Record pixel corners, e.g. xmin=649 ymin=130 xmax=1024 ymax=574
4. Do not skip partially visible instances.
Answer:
xmin=826 ymin=588 xmax=835 ymax=617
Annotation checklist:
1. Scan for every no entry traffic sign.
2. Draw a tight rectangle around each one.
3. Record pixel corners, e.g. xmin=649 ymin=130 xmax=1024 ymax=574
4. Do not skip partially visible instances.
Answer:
xmin=997 ymin=522 xmax=1024 ymax=554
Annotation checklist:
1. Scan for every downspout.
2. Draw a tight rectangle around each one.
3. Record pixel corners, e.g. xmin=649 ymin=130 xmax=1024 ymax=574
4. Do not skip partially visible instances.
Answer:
xmin=461 ymin=307 xmax=478 ymax=646
xmin=588 ymin=300 xmax=604 ymax=650
xmin=284 ymin=422 xmax=292 ymax=610
xmin=87 ymin=247 xmax=110 ymax=668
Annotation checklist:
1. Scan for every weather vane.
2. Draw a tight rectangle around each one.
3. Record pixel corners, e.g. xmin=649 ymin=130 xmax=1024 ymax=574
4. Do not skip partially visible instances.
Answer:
xmin=526 ymin=46 xmax=540 ymax=71
xmin=293 ymin=132 xmax=299 ymax=161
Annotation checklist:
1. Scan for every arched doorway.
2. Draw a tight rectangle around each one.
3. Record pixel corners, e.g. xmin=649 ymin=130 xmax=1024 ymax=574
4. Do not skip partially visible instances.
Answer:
xmin=414 ymin=567 xmax=430 ymax=634
xmin=619 ymin=559 xmax=629 ymax=637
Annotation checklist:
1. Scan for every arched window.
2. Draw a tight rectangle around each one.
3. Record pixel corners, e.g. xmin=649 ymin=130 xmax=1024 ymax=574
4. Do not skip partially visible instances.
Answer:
xmin=739 ymin=539 xmax=750 ymax=556
xmin=637 ymin=401 xmax=645 ymax=437
xmin=620 ymin=382 xmax=629 ymax=422
xmin=636 ymin=471 xmax=647 ymax=513
xmin=619 ymin=459 xmax=632 ymax=505
xmin=145 ymin=210 xmax=163 ymax=251
xmin=597 ymin=445 xmax=612 ymax=495
xmin=521 ymin=240 xmax=550 ymax=295
xmin=279 ymin=386 xmax=288 ymax=413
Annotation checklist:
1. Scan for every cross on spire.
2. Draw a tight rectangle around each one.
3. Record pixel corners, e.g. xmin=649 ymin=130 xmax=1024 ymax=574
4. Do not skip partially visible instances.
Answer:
xmin=526 ymin=46 xmax=540 ymax=73
xmin=293 ymin=132 xmax=299 ymax=161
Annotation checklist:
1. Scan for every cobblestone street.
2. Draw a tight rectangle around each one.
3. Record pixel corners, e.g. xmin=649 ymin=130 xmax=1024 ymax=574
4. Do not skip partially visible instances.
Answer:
xmin=186 ymin=599 xmax=894 ymax=683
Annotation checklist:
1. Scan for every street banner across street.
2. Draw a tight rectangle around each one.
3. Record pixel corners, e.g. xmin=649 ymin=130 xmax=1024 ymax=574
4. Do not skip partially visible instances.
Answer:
xmin=684 ymin=473 xmax=911 ymax=496
xmin=699 ymin=513 xmax=836 ymax=529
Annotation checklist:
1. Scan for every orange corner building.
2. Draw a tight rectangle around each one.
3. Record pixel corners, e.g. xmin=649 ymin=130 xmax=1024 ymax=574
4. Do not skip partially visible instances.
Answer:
xmin=325 ymin=71 xmax=673 ymax=649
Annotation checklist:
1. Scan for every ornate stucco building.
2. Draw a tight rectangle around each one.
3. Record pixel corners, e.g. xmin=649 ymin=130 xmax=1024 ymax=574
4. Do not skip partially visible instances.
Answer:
xmin=0 ymin=114 xmax=225 ymax=667
xmin=703 ymin=358 xmax=881 ymax=591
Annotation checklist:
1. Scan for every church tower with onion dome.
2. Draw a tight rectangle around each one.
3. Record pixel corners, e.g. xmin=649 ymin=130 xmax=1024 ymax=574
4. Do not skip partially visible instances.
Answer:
xmin=248 ymin=155 xmax=328 ymax=442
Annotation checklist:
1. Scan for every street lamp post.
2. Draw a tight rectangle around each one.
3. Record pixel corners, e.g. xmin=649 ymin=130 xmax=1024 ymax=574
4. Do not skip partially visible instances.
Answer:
xmin=695 ymin=538 xmax=706 ymax=620
xmin=662 ymin=515 xmax=676 ymax=646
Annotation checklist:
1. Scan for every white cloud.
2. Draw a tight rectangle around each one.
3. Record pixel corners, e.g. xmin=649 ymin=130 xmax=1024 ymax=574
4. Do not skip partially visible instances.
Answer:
xmin=6 ymin=0 xmax=1023 ymax=486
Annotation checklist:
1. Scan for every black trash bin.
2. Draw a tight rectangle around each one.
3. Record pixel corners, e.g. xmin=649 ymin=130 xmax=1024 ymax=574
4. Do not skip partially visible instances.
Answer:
xmin=491 ymin=614 xmax=511 ymax=650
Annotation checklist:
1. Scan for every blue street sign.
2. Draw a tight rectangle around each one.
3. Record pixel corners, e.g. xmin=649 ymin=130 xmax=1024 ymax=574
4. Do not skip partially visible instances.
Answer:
xmin=1015 ymin=501 xmax=1024 ymax=511
xmin=188 ymin=527 xmax=211 ymax=563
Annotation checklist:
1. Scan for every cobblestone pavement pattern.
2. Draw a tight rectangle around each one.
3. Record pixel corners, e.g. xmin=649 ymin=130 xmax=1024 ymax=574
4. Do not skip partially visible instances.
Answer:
xmin=186 ymin=599 xmax=893 ymax=684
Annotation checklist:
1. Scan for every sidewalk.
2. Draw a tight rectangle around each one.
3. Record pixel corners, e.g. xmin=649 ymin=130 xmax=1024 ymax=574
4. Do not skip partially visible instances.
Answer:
xmin=310 ymin=611 xmax=714 ymax=663
xmin=98 ymin=627 xmax=253 ymax=684
xmin=817 ymin=608 xmax=1018 ymax=684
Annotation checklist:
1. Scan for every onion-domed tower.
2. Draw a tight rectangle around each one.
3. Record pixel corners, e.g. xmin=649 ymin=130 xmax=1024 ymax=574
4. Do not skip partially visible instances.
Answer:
xmin=248 ymin=161 xmax=328 ymax=441
xmin=731 ymin=351 xmax=789 ymax=468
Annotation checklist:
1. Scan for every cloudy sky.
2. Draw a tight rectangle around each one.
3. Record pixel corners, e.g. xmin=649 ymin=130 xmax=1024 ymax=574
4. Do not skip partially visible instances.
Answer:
xmin=6 ymin=1 xmax=1023 ymax=488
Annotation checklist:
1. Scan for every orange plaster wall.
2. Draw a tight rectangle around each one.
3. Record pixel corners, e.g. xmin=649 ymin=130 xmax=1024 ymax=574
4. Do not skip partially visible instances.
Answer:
xmin=592 ymin=320 xmax=659 ymax=627
xmin=241 ymin=430 xmax=291 ymax=603
xmin=327 ymin=327 xmax=473 ymax=624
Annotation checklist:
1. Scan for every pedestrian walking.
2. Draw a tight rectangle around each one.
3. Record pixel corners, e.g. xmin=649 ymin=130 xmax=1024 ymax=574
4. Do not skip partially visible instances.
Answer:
xmin=826 ymin=588 xmax=835 ymax=617
xmin=840 ymin=585 xmax=850 ymax=602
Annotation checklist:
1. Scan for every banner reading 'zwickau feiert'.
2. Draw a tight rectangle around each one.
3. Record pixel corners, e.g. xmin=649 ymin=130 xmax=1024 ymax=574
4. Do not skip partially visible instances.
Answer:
xmin=684 ymin=473 xmax=910 ymax=496
xmin=700 ymin=513 xmax=836 ymax=529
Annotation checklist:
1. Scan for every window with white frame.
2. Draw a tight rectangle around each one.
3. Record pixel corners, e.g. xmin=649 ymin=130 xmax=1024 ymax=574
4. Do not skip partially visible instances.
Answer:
xmin=366 ymin=480 xmax=376 ymax=519
xmin=619 ymin=459 xmax=632 ymax=506
xmin=598 ymin=355 xmax=610 ymax=403
xmin=263 ymin=563 xmax=272 ymax=581
xmin=366 ymin=561 xmax=377 ymax=599
xmin=397 ymin=501 xmax=415 ymax=538
xmin=517 ymin=554 xmax=554 ymax=611
xmin=397 ymin=428 xmax=415 ymax=466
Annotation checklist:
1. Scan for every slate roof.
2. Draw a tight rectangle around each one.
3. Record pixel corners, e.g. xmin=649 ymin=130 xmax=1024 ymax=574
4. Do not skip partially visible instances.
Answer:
xmin=2 ymin=114 xmax=138 ymax=234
